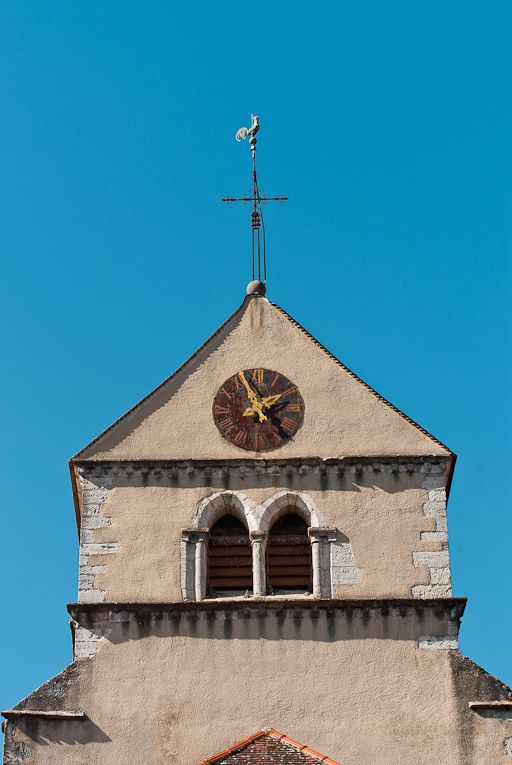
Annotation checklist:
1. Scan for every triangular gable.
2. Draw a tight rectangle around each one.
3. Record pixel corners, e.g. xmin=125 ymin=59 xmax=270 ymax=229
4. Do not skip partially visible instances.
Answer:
xmin=72 ymin=295 xmax=452 ymax=462
xmin=199 ymin=729 xmax=344 ymax=765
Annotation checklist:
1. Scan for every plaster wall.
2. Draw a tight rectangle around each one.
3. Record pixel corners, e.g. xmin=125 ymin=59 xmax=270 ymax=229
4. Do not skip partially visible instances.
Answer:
xmin=77 ymin=461 xmax=450 ymax=602
xmin=78 ymin=297 xmax=450 ymax=461
xmin=5 ymin=607 xmax=511 ymax=765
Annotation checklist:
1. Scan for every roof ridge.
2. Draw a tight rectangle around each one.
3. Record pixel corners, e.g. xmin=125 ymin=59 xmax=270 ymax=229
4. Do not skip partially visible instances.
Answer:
xmin=198 ymin=730 xmax=266 ymax=764
xmin=198 ymin=728 xmax=345 ymax=765
xmin=270 ymin=301 xmax=454 ymax=456
xmin=267 ymin=729 xmax=343 ymax=764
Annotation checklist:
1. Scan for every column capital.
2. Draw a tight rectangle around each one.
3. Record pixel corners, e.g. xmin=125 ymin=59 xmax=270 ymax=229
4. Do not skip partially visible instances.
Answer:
xmin=182 ymin=528 xmax=209 ymax=543
xmin=308 ymin=527 xmax=336 ymax=541
xmin=250 ymin=530 xmax=267 ymax=543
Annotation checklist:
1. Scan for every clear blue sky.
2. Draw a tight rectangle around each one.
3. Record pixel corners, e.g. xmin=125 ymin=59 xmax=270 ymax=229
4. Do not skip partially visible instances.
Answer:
xmin=1 ymin=1 xmax=511 ymax=712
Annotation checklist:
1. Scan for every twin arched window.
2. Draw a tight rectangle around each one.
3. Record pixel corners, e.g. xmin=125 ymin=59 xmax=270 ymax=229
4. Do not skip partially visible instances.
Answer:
xmin=207 ymin=511 xmax=312 ymax=597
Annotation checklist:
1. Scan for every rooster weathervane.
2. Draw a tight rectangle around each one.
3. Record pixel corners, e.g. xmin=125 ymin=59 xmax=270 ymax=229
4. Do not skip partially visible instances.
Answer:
xmin=235 ymin=114 xmax=260 ymax=150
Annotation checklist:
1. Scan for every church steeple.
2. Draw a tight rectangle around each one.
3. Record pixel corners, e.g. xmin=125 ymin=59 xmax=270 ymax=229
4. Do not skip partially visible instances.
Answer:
xmin=3 ymin=124 xmax=511 ymax=765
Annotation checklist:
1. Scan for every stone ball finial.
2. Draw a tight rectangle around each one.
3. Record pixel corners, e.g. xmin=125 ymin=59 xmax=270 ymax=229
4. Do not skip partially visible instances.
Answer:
xmin=246 ymin=280 xmax=266 ymax=297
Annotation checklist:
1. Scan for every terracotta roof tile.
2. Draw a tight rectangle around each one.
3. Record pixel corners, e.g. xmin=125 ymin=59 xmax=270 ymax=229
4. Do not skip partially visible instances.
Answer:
xmin=199 ymin=729 xmax=344 ymax=765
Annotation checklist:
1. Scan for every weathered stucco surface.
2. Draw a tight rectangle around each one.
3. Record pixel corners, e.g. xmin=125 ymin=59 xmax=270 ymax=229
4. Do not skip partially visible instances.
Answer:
xmin=76 ymin=297 xmax=450 ymax=461
xmin=75 ymin=460 xmax=450 ymax=602
xmin=4 ymin=604 xmax=512 ymax=765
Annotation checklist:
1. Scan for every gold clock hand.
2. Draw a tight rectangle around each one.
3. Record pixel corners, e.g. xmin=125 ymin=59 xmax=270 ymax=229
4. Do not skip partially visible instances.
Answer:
xmin=261 ymin=393 xmax=282 ymax=409
xmin=255 ymin=407 xmax=268 ymax=423
xmin=238 ymin=371 xmax=257 ymax=402
xmin=238 ymin=371 xmax=267 ymax=422
xmin=247 ymin=400 xmax=267 ymax=423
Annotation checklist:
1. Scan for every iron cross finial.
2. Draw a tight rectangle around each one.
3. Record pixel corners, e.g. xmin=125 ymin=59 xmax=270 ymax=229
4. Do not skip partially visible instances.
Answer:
xmin=223 ymin=115 xmax=288 ymax=285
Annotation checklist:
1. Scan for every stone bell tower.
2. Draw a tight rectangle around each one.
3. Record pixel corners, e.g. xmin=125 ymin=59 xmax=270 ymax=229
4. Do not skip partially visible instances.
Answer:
xmin=2 ymin=118 xmax=511 ymax=764
xmin=3 ymin=285 xmax=512 ymax=765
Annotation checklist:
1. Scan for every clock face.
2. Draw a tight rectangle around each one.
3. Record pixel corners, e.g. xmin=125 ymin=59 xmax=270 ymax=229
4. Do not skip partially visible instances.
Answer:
xmin=212 ymin=369 xmax=304 ymax=451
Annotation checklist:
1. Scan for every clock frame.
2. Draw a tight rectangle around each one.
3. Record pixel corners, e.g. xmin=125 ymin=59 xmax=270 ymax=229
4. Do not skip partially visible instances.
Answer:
xmin=212 ymin=368 xmax=304 ymax=451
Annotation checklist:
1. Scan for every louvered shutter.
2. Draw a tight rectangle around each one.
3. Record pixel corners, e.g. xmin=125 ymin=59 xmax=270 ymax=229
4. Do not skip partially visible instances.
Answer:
xmin=267 ymin=513 xmax=312 ymax=592
xmin=208 ymin=515 xmax=252 ymax=594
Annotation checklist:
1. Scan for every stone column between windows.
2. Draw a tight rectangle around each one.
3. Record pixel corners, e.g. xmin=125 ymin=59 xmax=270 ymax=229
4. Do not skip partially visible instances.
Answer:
xmin=250 ymin=530 xmax=267 ymax=597
xmin=309 ymin=527 xmax=335 ymax=598
xmin=181 ymin=529 xmax=196 ymax=601
xmin=194 ymin=530 xmax=209 ymax=602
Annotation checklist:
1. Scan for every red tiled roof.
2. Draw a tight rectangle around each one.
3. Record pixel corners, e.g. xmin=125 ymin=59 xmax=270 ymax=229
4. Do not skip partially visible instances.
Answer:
xmin=199 ymin=729 xmax=344 ymax=765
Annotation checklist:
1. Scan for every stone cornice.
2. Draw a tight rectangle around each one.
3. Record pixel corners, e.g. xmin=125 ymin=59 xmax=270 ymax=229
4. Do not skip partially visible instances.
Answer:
xmin=68 ymin=598 xmax=466 ymax=660
xmin=70 ymin=457 xmax=451 ymax=531
xmin=68 ymin=597 xmax=466 ymax=621
xmin=75 ymin=456 xmax=450 ymax=482
xmin=469 ymin=701 xmax=512 ymax=710
xmin=76 ymin=456 xmax=450 ymax=468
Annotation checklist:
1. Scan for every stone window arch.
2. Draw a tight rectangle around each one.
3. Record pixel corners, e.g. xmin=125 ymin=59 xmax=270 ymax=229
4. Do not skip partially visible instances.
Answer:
xmin=260 ymin=491 xmax=326 ymax=530
xmin=260 ymin=491 xmax=330 ymax=597
xmin=182 ymin=491 xmax=260 ymax=601
xmin=194 ymin=490 xmax=259 ymax=532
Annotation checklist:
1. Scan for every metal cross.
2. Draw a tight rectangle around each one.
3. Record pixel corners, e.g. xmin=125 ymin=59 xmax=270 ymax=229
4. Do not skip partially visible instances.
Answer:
xmin=223 ymin=115 xmax=288 ymax=283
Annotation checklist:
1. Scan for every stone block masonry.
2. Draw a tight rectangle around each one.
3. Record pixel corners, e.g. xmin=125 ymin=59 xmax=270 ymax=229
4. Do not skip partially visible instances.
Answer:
xmin=418 ymin=636 xmax=458 ymax=649
xmin=78 ymin=473 xmax=120 ymax=603
xmin=330 ymin=540 xmax=362 ymax=588
xmin=412 ymin=468 xmax=452 ymax=598
xmin=74 ymin=624 xmax=113 ymax=659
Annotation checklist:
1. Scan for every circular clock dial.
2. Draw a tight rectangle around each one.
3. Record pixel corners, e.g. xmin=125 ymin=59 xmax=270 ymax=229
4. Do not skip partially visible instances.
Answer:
xmin=212 ymin=369 xmax=304 ymax=451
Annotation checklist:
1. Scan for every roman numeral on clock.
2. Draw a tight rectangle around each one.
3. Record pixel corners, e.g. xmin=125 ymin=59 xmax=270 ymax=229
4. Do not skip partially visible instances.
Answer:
xmin=252 ymin=368 xmax=264 ymax=384
xmin=280 ymin=416 xmax=296 ymax=434
xmin=233 ymin=429 xmax=248 ymax=447
xmin=217 ymin=417 xmax=234 ymax=434
xmin=213 ymin=404 xmax=231 ymax=416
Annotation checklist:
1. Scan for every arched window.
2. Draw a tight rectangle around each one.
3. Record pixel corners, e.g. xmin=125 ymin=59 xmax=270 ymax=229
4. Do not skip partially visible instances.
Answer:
xmin=267 ymin=513 xmax=312 ymax=594
xmin=207 ymin=515 xmax=252 ymax=596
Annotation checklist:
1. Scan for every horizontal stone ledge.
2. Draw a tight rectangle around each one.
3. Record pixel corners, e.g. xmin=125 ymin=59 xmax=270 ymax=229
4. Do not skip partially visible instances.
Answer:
xmin=469 ymin=701 xmax=512 ymax=710
xmin=2 ymin=709 xmax=85 ymax=720
xmin=68 ymin=597 xmax=466 ymax=622
xmin=75 ymin=456 xmax=449 ymax=474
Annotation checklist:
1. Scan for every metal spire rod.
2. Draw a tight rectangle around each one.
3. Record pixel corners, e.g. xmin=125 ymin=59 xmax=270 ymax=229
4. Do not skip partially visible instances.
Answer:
xmin=222 ymin=115 xmax=288 ymax=283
